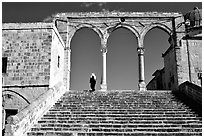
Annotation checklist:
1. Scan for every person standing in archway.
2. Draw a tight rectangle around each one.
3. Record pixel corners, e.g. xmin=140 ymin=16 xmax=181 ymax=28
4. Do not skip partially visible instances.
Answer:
xmin=90 ymin=73 xmax=97 ymax=91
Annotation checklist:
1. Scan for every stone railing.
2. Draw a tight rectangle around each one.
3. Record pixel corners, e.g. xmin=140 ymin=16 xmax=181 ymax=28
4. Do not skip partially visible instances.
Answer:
xmin=5 ymin=82 xmax=66 ymax=136
xmin=179 ymin=81 xmax=202 ymax=105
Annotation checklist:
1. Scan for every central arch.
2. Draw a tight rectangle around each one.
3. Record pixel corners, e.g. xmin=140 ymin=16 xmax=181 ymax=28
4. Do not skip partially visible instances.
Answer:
xmin=107 ymin=27 xmax=139 ymax=90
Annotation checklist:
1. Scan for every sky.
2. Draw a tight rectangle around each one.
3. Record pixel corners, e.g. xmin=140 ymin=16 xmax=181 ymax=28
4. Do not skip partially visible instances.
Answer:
xmin=2 ymin=2 xmax=202 ymax=90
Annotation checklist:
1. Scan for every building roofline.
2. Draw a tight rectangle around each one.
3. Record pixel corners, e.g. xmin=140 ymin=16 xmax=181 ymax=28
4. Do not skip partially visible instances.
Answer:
xmin=55 ymin=11 xmax=182 ymax=19
xmin=162 ymin=45 xmax=173 ymax=58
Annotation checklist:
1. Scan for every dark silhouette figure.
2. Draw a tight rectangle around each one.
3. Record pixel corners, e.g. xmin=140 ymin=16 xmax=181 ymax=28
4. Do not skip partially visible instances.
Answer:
xmin=90 ymin=73 xmax=96 ymax=91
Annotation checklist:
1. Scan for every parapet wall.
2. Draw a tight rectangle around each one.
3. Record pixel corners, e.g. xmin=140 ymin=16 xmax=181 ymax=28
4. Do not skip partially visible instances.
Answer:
xmin=5 ymin=82 xmax=66 ymax=136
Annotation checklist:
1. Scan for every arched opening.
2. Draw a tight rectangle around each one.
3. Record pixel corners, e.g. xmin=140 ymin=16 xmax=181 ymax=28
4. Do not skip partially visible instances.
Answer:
xmin=70 ymin=27 xmax=102 ymax=90
xmin=107 ymin=27 xmax=138 ymax=90
xmin=144 ymin=27 xmax=170 ymax=89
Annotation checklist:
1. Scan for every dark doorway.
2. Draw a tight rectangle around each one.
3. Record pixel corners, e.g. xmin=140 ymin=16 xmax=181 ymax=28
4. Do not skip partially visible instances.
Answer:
xmin=2 ymin=109 xmax=18 ymax=136
xmin=5 ymin=109 xmax=18 ymax=124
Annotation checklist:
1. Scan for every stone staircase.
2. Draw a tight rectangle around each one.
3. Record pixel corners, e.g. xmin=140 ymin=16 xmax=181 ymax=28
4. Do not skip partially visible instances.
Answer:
xmin=27 ymin=90 xmax=202 ymax=136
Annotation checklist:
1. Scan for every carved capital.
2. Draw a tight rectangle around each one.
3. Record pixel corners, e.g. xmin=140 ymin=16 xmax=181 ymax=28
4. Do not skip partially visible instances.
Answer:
xmin=101 ymin=47 xmax=107 ymax=53
xmin=101 ymin=36 xmax=108 ymax=53
xmin=137 ymin=47 xmax=145 ymax=55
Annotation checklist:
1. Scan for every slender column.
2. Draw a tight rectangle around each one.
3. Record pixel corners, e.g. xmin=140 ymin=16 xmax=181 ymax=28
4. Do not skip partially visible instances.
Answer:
xmin=100 ymin=47 xmax=107 ymax=91
xmin=137 ymin=47 xmax=146 ymax=91
xmin=100 ymin=33 xmax=108 ymax=91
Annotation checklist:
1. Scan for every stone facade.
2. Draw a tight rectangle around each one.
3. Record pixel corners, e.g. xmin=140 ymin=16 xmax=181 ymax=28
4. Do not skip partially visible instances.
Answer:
xmin=49 ymin=25 xmax=66 ymax=88
xmin=2 ymin=23 xmax=53 ymax=130
xmin=179 ymin=37 xmax=202 ymax=86
xmin=2 ymin=23 xmax=52 ymax=86
xmin=147 ymin=25 xmax=202 ymax=90
xmin=2 ymin=22 xmax=67 ymax=135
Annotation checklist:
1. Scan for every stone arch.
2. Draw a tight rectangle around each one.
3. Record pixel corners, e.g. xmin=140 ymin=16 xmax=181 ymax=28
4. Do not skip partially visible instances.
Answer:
xmin=106 ymin=23 xmax=140 ymax=43
xmin=106 ymin=26 xmax=139 ymax=90
xmin=69 ymin=25 xmax=102 ymax=90
xmin=2 ymin=90 xmax=30 ymax=104
xmin=141 ymin=22 xmax=172 ymax=45
xmin=68 ymin=23 xmax=103 ymax=47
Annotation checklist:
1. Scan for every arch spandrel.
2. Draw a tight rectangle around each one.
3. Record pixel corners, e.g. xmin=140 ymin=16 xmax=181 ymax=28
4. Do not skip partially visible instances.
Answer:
xmin=67 ymin=23 xmax=103 ymax=49
xmin=105 ymin=23 xmax=140 ymax=49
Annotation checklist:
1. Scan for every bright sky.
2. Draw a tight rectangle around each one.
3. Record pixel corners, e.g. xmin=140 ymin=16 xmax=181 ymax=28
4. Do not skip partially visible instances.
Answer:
xmin=2 ymin=2 xmax=202 ymax=90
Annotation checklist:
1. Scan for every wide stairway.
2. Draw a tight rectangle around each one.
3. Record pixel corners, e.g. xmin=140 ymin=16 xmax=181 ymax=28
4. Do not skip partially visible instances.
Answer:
xmin=27 ymin=90 xmax=202 ymax=136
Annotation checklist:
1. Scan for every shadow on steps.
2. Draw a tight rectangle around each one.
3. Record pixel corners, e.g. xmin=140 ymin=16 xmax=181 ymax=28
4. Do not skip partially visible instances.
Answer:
xmin=172 ymin=91 xmax=202 ymax=118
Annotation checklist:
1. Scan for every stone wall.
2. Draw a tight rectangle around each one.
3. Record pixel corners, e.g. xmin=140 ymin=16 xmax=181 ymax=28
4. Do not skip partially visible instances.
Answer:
xmin=2 ymin=87 xmax=49 ymax=111
xmin=146 ymin=68 xmax=166 ymax=90
xmin=3 ymin=23 xmax=67 ymax=136
xmin=163 ymin=46 xmax=178 ymax=90
xmin=146 ymin=77 xmax=157 ymax=90
xmin=179 ymin=81 xmax=202 ymax=105
xmin=178 ymin=38 xmax=202 ymax=87
xmin=2 ymin=23 xmax=53 ymax=86
xmin=2 ymin=23 xmax=53 ymax=123
xmin=5 ymin=82 xmax=66 ymax=136
xmin=49 ymin=26 xmax=65 ymax=88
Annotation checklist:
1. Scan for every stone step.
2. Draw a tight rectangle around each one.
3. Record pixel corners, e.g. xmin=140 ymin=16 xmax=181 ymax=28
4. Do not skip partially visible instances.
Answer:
xmin=30 ymin=127 xmax=201 ymax=132
xmin=44 ymin=113 xmax=197 ymax=118
xmin=37 ymin=119 xmax=202 ymax=125
xmin=40 ymin=114 xmax=201 ymax=119
xmin=33 ymin=123 xmax=202 ymax=128
xmin=48 ymin=109 xmax=193 ymax=113
xmin=27 ymin=131 xmax=202 ymax=136
xmin=76 ymin=132 xmax=202 ymax=136
xmin=27 ymin=90 xmax=202 ymax=136
xmin=46 ymin=111 xmax=194 ymax=115
xmin=50 ymin=106 xmax=189 ymax=110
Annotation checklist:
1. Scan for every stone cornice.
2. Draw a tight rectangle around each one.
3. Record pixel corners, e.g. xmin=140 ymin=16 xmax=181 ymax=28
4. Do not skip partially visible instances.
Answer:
xmin=56 ymin=12 xmax=182 ymax=19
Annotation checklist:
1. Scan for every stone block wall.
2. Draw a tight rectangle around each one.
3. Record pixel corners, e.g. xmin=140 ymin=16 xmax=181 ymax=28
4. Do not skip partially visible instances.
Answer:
xmin=2 ymin=23 xmax=53 ymax=86
xmin=5 ymin=82 xmax=66 ymax=136
xmin=49 ymin=26 xmax=65 ymax=88
xmin=179 ymin=81 xmax=202 ymax=105
xmin=2 ymin=23 xmax=53 ymax=123
xmin=55 ymin=21 xmax=67 ymax=45
xmin=187 ymin=39 xmax=202 ymax=86
xmin=2 ymin=87 xmax=49 ymax=111
xmin=178 ymin=38 xmax=202 ymax=87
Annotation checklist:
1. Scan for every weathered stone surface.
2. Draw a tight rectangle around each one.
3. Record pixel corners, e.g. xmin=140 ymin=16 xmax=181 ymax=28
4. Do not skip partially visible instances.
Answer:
xmin=2 ymin=23 xmax=53 ymax=86
xmin=5 ymin=82 xmax=66 ymax=136
xmin=49 ymin=25 xmax=65 ymax=88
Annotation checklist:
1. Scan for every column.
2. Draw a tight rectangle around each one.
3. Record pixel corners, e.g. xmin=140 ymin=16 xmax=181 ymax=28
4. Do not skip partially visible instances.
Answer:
xmin=100 ymin=34 xmax=108 ymax=91
xmin=100 ymin=47 xmax=107 ymax=91
xmin=137 ymin=47 xmax=146 ymax=91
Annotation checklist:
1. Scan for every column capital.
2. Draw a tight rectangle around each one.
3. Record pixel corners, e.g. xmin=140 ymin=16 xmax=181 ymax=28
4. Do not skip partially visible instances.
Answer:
xmin=101 ymin=47 xmax=107 ymax=53
xmin=137 ymin=47 xmax=145 ymax=55
xmin=101 ymin=36 xmax=108 ymax=53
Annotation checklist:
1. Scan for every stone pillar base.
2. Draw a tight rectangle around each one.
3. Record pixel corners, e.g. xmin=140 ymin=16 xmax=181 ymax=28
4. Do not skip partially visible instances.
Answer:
xmin=100 ymin=84 xmax=107 ymax=91
xmin=138 ymin=81 xmax=146 ymax=91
